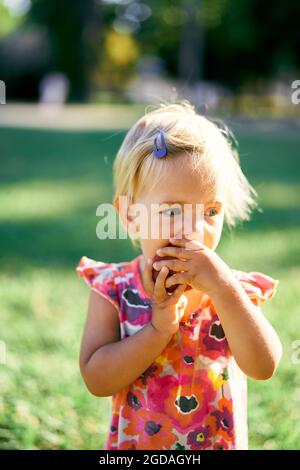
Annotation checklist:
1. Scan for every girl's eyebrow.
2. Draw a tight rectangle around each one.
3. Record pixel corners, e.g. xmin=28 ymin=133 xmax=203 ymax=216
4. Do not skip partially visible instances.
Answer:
xmin=206 ymin=199 xmax=223 ymax=205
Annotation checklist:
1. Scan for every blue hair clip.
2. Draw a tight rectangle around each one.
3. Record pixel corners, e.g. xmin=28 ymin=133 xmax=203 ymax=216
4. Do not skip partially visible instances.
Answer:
xmin=153 ymin=128 xmax=167 ymax=158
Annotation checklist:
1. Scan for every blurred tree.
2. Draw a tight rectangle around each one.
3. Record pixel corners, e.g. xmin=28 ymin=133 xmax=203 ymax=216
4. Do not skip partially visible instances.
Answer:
xmin=178 ymin=0 xmax=204 ymax=83
xmin=204 ymin=0 xmax=300 ymax=89
xmin=252 ymin=0 xmax=300 ymax=79
xmin=1 ymin=0 xmax=299 ymax=101
xmin=130 ymin=0 xmax=226 ymax=83
xmin=0 ymin=2 xmax=24 ymax=38
xmin=27 ymin=0 xmax=103 ymax=102
xmin=92 ymin=28 xmax=139 ymax=92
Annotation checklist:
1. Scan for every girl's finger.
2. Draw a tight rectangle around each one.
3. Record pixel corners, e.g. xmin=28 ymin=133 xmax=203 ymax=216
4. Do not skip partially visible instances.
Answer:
xmin=171 ymin=283 xmax=187 ymax=300
xmin=153 ymin=266 xmax=169 ymax=301
xmin=185 ymin=240 xmax=206 ymax=251
xmin=155 ymin=246 xmax=193 ymax=260
xmin=168 ymin=237 xmax=186 ymax=247
xmin=143 ymin=257 xmax=155 ymax=295
xmin=165 ymin=272 xmax=189 ymax=289
xmin=170 ymin=237 xmax=206 ymax=251
xmin=153 ymin=258 xmax=189 ymax=272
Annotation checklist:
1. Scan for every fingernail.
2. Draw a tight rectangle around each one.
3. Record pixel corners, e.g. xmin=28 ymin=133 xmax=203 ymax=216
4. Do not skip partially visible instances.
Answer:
xmin=156 ymin=249 xmax=163 ymax=255
xmin=147 ymin=258 xmax=152 ymax=264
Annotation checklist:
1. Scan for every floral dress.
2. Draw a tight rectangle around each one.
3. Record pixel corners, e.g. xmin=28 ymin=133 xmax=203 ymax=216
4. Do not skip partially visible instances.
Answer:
xmin=76 ymin=254 xmax=279 ymax=450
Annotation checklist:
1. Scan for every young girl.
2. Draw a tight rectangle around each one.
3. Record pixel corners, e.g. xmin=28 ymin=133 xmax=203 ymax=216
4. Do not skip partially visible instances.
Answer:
xmin=76 ymin=101 xmax=282 ymax=450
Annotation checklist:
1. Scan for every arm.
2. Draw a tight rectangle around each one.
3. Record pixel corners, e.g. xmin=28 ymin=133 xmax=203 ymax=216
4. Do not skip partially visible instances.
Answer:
xmin=208 ymin=274 xmax=282 ymax=380
xmin=155 ymin=239 xmax=282 ymax=381
xmin=79 ymin=290 xmax=172 ymax=397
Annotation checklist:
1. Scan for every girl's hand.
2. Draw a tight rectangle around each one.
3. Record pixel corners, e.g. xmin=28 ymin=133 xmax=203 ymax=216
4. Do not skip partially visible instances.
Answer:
xmin=153 ymin=238 xmax=235 ymax=298
xmin=143 ymin=258 xmax=188 ymax=338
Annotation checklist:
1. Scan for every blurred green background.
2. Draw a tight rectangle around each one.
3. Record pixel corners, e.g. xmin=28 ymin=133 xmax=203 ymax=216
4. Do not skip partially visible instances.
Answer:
xmin=0 ymin=0 xmax=300 ymax=451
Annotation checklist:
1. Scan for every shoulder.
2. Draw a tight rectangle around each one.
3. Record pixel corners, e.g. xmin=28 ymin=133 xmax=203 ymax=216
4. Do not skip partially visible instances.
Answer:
xmin=231 ymin=268 xmax=279 ymax=306
xmin=76 ymin=255 xmax=152 ymax=334
xmin=76 ymin=255 xmax=138 ymax=310
xmin=76 ymin=255 xmax=135 ymax=283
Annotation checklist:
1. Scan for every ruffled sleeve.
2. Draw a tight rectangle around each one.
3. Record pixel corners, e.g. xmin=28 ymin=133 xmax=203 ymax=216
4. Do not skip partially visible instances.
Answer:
xmin=76 ymin=256 xmax=120 ymax=311
xmin=232 ymin=270 xmax=279 ymax=306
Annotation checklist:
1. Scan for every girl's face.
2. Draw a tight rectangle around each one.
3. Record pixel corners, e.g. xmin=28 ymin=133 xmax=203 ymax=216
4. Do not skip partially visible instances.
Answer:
xmin=132 ymin=155 xmax=225 ymax=260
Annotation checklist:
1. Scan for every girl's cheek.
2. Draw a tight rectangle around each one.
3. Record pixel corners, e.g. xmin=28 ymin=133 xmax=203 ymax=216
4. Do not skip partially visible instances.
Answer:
xmin=204 ymin=220 xmax=223 ymax=249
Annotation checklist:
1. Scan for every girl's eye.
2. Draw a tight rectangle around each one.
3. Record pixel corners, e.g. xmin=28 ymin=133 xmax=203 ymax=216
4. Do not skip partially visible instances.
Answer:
xmin=205 ymin=207 xmax=218 ymax=217
xmin=160 ymin=207 xmax=182 ymax=217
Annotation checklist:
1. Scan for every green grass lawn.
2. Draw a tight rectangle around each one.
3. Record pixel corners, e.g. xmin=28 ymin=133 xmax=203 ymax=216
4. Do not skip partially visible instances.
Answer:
xmin=0 ymin=118 xmax=299 ymax=449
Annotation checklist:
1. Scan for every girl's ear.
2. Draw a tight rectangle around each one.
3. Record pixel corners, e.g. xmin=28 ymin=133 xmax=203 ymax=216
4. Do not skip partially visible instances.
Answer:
xmin=113 ymin=196 xmax=120 ymax=214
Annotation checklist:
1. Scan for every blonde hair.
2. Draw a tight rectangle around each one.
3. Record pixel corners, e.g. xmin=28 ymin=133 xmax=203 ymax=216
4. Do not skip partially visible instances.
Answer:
xmin=113 ymin=99 xmax=259 ymax=246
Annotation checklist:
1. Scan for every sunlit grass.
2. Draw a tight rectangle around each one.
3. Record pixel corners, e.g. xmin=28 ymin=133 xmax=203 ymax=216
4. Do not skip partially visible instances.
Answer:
xmin=0 ymin=180 xmax=110 ymax=221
